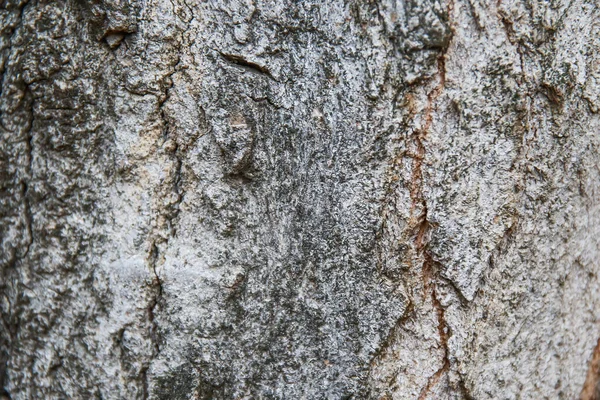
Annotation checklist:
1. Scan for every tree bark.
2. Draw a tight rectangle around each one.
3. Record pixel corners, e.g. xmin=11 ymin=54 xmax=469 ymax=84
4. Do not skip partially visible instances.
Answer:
xmin=1 ymin=0 xmax=599 ymax=398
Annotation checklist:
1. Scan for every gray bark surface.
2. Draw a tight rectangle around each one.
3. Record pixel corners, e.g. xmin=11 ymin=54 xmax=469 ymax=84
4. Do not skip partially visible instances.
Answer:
xmin=1 ymin=0 xmax=599 ymax=399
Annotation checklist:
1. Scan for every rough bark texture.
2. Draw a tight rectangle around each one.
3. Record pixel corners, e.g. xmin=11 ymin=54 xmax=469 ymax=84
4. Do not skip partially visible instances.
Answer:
xmin=1 ymin=0 xmax=599 ymax=399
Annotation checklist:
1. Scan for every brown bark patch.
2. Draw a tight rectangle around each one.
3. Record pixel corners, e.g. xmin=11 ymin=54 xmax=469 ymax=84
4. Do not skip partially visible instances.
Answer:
xmin=581 ymin=338 xmax=600 ymax=400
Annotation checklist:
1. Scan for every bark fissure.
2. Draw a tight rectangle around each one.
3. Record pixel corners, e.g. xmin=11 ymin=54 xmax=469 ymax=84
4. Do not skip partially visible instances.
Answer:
xmin=413 ymin=0 xmax=453 ymax=394
xmin=21 ymin=92 xmax=35 ymax=260
xmin=218 ymin=52 xmax=276 ymax=81
xmin=413 ymin=83 xmax=450 ymax=400
xmin=418 ymin=254 xmax=451 ymax=400
xmin=140 ymin=8 xmax=199 ymax=388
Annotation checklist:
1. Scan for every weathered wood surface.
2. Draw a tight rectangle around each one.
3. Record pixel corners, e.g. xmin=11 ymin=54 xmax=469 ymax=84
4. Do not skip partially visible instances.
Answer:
xmin=1 ymin=0 xmax=599 ymax=398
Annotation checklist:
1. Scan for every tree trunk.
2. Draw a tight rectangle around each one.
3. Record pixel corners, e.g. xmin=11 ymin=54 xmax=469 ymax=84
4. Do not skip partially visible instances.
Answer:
xmin=1 ymin=0 xmax=599 ymax=398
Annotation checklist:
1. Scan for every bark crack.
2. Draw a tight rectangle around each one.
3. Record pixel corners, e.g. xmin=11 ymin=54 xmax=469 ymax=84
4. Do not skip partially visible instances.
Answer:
xmin=147 ymin=242 xmax=163 ymax=353
xmin=418 ymin=254 xmax=451 ymax=400
xmin=0 ymin=4 xmax=31 ymax=395
xmin=413 ymin=0 xmax=454 ymax=396
xmin=21 ymin=90 xmax=35 ymax=260
xmin=140 ymin=6 xmax=196 ymax=393
xmin=371 ymin=0 xmax=455 ymax=395
xmin=218 ymin=51 xmax=276 ymax=81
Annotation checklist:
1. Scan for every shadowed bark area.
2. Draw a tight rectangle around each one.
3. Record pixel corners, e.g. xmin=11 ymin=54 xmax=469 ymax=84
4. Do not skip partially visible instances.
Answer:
xmin=1 ymin=0 xmax=599 ymax=399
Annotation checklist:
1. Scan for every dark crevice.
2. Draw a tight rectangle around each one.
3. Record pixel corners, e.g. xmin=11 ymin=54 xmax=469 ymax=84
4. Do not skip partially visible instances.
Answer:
xmin=101 ymin=28 xmax=136 ymax=38
xmin=148 ymin=243 xmax=163 ymax=355
xmin=458 ymin=374 xmax=475 ymax=400
xmin=22 ymin=91 xmax=35 ymax=259
xmin=490 ymin=0 xmax=532 ymax=306
xmin=247 ymin=94 xmax=284 ymax=110
xmin=101 ymin=29 xmax=135 ymax=49
xmin=0 ymin=388 xmax=12 ymax=400
xmin=142 ymin=241 xmax=163 ymax=399
xmin=21 ymin=182 xmax=33 ymax=259
xmin=144 ymin=46 xmax=182 ymax=363
xmin=219 ymin=52 xmax=276 ymax=80
xmin=140 ymin=366 xmax=149 ymax=400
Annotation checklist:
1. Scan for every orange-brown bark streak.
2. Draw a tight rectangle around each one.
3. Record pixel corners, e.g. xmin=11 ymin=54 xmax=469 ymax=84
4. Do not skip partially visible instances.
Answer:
xmin=581 ymin=338 xmax=600 ymax=400
xmin=414 ymin=49 xmax=451 ymax=400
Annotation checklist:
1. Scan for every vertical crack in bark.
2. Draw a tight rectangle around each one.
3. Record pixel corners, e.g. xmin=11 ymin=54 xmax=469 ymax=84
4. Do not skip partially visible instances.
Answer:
xmin=147 ymin=242 xmax=163 ymax=355
xmin=372 ymin=0 xmax=455 ymax=394
xmin=413 ymin=0 xmax=453 ymax=395
xmin=141 ymin=6 xmax=195 ymax=392
xmin=0 ymin=4 xmax=31 ymax=396
xmin=142 ymin=241 xmax=162 ymax=400
xmin=414 ymin=57 xmax=451 ymax=400
xmin=418 ymin=255 xmax=450 ymax=400
xmin=22 ymin=90 xmax=35 ymax=260
xmin=458 ymin=372 xmax=475 ymax=400
xmin=141 ymin=69 xmax=178 ymax=399
xmin=581 ymin=337 xmax=600 ymax=400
